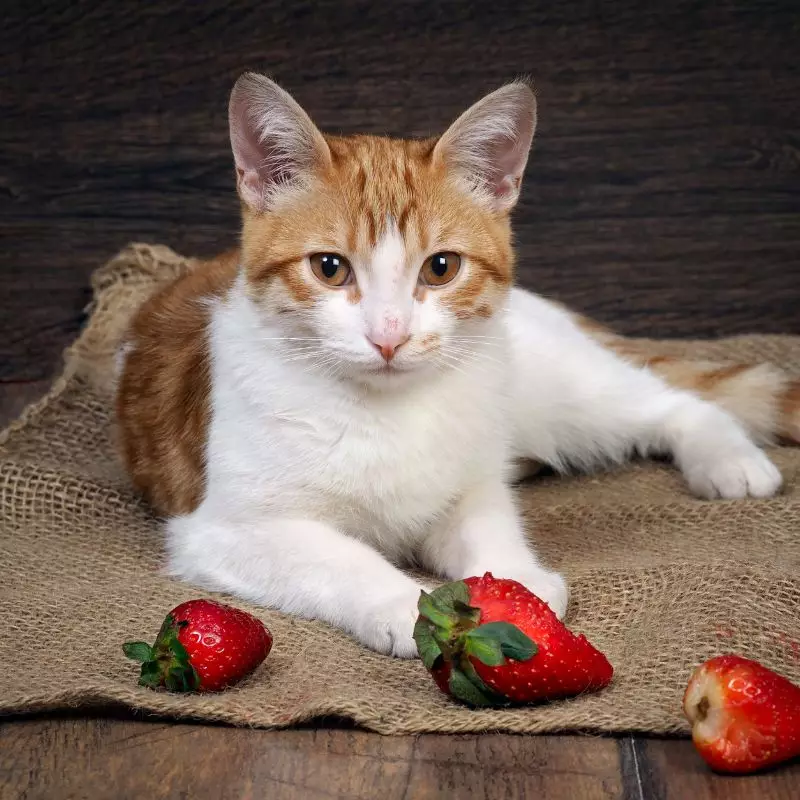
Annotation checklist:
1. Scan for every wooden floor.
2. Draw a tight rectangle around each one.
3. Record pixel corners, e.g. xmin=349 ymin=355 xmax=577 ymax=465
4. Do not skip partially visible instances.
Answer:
xmin=1 ymin=1 xmax=799 ymax=797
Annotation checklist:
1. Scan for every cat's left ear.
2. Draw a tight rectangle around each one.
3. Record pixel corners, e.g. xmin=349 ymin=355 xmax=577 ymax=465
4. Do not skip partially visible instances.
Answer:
xmin=433 ymin=81 xmax=536 ymax=212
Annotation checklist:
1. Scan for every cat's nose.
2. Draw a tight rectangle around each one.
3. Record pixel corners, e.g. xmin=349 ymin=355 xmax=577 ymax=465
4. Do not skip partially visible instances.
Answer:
xmin=366 ymin=332 xmax=410 ymax=362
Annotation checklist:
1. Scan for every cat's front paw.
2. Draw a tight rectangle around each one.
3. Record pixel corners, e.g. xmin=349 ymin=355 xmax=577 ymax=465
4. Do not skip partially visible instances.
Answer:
xmin=683 ymin=445 xmax=782 ymax=500
xmin=354 ymin=586 xmax=421 ymax=658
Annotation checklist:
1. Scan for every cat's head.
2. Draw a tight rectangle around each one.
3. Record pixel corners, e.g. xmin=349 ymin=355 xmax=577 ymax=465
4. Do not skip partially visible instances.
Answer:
xmin=229 ymin=73 xmax=536 ymax=385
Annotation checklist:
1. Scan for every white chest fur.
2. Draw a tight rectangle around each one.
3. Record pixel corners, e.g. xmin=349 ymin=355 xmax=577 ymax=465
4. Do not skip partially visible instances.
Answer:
xmin=203 ymin=281 xmax=511 ymax=555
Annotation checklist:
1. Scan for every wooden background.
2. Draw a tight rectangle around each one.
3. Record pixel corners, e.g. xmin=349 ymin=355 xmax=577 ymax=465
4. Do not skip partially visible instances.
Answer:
xmin=1 ymin=1 xmax=798 ymax=797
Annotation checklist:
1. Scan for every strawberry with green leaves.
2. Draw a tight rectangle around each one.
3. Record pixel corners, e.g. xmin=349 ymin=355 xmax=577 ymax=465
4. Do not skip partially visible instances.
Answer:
xmin=124 ymin=599 xmax=272 ymax=692
xmin=414 ymin=573 xmax=613 ymax=706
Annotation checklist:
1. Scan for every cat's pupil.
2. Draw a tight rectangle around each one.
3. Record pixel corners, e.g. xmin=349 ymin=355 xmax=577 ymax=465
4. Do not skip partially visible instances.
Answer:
xmin=321 ymin=255 xmax=339 ymax=278
xmin=432 ymin=256 xmax=448 ymax=277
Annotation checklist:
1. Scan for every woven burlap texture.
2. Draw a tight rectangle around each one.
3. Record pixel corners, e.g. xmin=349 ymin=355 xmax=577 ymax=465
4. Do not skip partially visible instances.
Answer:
xmin=1 ymin=243 xmax=798 ymax=734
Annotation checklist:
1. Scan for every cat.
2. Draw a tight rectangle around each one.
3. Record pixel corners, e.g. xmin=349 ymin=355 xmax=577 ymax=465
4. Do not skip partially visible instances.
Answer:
xmin=116 ymin=72 xmax=799 ymax=657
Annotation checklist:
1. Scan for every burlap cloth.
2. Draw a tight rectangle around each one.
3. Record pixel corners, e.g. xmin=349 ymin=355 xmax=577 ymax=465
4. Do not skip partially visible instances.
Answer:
xmin=1 ymin=243 xmax=798 ymax=735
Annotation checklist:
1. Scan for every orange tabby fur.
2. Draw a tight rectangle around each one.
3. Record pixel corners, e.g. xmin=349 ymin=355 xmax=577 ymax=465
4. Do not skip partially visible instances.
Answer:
xmin=239 ymin=134 xmax=512 ymax=319
xmin=117 ymin=249 xmax=239 ymax=515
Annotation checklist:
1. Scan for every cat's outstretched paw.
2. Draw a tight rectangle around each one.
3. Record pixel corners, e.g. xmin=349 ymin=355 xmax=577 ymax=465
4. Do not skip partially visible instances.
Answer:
xmin=683 ymin=446 xmax=782 ymax=500
xmin=354 ymin=587 xmax=421 ymax=658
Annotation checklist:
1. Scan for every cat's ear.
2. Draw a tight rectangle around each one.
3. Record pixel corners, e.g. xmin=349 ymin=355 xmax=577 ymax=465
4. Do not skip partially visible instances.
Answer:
xmin=229 ymin=73 xmax=330 ymax=211
xmin=433 ymin=81 xmax=536 ymax=212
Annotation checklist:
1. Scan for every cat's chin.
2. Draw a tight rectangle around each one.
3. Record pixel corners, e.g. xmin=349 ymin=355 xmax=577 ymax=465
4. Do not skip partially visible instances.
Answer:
xmin=350 ymin=359 xmax=435 ymax=390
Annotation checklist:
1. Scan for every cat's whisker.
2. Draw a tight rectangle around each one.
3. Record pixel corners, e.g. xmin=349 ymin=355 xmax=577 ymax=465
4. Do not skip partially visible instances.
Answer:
xmin=435 ymin=352 xmax=471 ymax=378
xmin=282 ymin=351 xmax=330 ymax=364
xmin=284 ymin=355 xmax=327 ymax=362
xmin=453 ymin=353 xmax=505 ymax=369
xmin=444 ymin=344 xmax=505 ymax=366
xmin=281 ymin=345 xmax=327 ymax=355
xmin=447 ymin=338 xmax=504 ymax=349
xmin=316 ymin=355 xmax=344 ymax=380
xmin=448 ymin=335 xmax=505 ymax=341
xmin=439 ymin=349 xmax=502 ymax=375
xmin=281 ymin=346 xmax=327 ymax=352
xmin=279 ymin=344 xmax=327 ymax=351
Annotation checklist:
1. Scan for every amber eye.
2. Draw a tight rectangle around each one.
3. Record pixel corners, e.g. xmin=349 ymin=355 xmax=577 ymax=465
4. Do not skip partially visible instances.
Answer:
xmin=310 ymin=253 xmax=353 ymax=287
xmin=420 ymin=252 xmax=462 ymax=287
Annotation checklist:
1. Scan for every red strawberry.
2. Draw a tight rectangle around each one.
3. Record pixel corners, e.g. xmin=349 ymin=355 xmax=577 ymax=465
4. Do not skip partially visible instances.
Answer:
xmin=123 ymin=599 xmax=272 ymax=692
xmin=413 ymin=572 xmax=613 ymax=706
xmin=683 ymin=654 xmax=800 ymax=774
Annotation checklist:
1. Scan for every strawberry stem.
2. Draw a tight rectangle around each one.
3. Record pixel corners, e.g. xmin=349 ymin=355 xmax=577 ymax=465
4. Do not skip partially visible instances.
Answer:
xmin=123 ymin=614 xmax=200 ymax=692
xmin=414 ymin=580 xmax=538 ymax=706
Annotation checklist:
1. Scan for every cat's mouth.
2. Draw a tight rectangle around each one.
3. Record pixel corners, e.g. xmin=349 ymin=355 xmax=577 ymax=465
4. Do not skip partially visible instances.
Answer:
xmin=363 ymin=359 xmax=414 ymax=376
xmin=366 ymin=362 xmax=401 ymax=374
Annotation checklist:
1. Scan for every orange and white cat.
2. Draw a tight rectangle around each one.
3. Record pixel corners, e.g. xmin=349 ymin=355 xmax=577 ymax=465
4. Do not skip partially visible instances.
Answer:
xmin=117 ymin=73 xmax=799 ymax=657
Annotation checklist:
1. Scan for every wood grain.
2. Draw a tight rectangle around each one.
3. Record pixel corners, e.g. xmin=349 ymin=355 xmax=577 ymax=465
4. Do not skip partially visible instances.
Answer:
xmin=631 ymin=737 xmax=800 ymax=800
xmin=0 ymin=718 xmax=623 ymax=800
xmin=2 ymin=1 xmax=799 ymax=798
xmin=2 ymin=0 xmax=799 ymax=382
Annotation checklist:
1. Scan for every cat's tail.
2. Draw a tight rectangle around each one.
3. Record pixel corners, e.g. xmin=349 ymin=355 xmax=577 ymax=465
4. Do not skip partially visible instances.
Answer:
xmin=581 ymin=321 xmax=800 ymax=445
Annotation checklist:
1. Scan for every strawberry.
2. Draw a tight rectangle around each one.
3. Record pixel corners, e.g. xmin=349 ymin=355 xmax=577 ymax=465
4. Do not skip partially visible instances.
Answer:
xmin=413 ymin=572 xmax=613 ymax=706
xmin=683 ymin=654 xmax=800 ymax=774
xmin=123 ymin=599 xmax=272 ymax=692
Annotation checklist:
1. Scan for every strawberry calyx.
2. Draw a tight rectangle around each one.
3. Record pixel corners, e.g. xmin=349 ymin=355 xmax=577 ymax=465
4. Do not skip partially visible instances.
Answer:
xmin=414 ymin=579 xmax=538 ymax=706
xmin=123 ymin=613 xmax=200 ymax=692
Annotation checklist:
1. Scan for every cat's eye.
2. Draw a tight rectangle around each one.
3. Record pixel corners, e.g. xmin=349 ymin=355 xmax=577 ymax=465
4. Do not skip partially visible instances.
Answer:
xmin=310 ymin=253 xmax=353 ymax=287
xmin=419 ymin=252 xmax=462 ymax=287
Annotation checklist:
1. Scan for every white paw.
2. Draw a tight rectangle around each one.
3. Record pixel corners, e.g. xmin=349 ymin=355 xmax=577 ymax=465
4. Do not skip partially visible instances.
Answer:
xmin=683 ymin=446 xmax=782 ymax=500
xmin=509 ymin=567 xmax=570 ymax=619
xmin=355 ymin=587 xmax=421 ymax=658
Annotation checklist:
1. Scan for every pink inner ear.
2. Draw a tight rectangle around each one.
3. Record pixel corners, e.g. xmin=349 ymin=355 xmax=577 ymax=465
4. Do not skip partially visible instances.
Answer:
xmin=237 ymin=166 xmax=266 ymax=208
xmin=488 ymin=112 xmax=534 ymax=200
xmin=230 ymin=106 xmax=299 ymax=208
xmin=228 ymin=73 xmax=330 ymax=211
xmin=230 ymin=103 xmax=271 ymax=178
xmin=493 ymin=174 xmax=518 ymax=203
xmin=435 ymin=82 xmax=536 ymax=210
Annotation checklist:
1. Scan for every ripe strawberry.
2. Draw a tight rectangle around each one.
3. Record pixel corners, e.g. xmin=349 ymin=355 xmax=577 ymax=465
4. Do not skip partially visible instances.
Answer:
xmin=123 ymin=599 xmax=272 ymax=692
xmin=683 ymin=654 xmax=800 ymax=774
xmin=413 ymin=573 xmax=613 ymax=706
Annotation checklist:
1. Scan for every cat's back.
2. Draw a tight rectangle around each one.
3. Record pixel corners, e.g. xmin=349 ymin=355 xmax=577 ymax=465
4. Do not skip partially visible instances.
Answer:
xmin=116 ymin=249 xmax=240 ymax=515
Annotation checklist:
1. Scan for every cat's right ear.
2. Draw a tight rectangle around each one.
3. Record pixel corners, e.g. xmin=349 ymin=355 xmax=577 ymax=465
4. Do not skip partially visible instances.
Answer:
xmin=228 ymin=73 xmax=330 ymax=211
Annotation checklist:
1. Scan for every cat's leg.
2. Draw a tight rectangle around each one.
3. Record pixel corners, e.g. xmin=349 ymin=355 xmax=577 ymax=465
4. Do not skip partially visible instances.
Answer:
xmin=505 ymin=289 xmax=782 ymax=499
xmin=166 ymin=504 xmax=423 ymax=657
xmin=420 ymin=479 xmax=569 ymax=618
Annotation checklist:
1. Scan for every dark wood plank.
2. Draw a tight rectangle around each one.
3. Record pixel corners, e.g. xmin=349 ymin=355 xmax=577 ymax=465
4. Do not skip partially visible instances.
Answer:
xmin=0 ymin=380 xmax=52 ymax=425
xmin=0 ymin=718 xmax=623 ymax=800
xmin=2 ymin=0 xmax=799 ymax=384
xmin=630 ymin=737 xmax=800 ymax=800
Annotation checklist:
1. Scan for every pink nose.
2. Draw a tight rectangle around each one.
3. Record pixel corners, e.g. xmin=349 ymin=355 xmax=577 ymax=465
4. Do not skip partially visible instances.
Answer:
xmin=366 ymin=333 xmax=410 ymax=362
